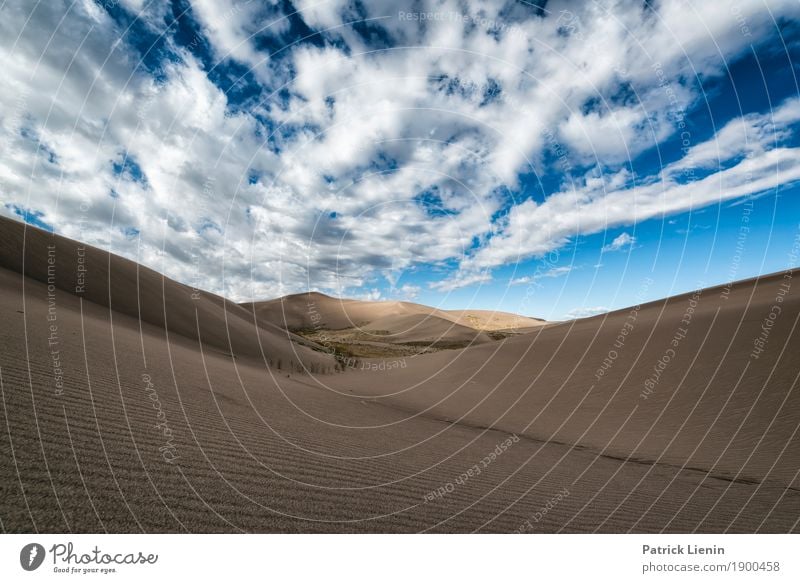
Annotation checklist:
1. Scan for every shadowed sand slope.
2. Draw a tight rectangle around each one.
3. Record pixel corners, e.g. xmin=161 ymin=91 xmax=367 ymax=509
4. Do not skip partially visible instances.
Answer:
xmin=0 ymin=215 xmax=334 ymax=372
xmin=0 ymin=217 xmax=798 ymax=533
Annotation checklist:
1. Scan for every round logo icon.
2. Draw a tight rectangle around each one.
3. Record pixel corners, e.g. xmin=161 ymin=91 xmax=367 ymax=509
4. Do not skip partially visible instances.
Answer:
xmin=20 ymin=543 xmax=46 ymax=571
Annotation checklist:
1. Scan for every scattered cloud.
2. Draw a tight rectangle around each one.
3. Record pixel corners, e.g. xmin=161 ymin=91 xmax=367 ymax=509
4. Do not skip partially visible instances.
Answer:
xmin=461 ymin=133 xmax=800 ymax=275
xmin=348 ymin=288 xmax=383 ymax=301
xmin=602 ymin=233 xmax=636 ymax=253
xmin=393 ymin=283 xmax=421 ymax=300
xmin=430 ymin=271 xmax=492 ymax=292
xmin=510 ymin=265 xmax=575 ymax=286
xmin=565 ymin=306 xmax=610 ymax=319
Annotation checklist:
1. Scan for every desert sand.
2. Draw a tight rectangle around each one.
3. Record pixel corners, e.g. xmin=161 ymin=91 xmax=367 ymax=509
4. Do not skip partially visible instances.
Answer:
xmin=242 ymin=291 xmax=544 ymax=332
xmin=1 ymin=214 xmax=798 ymax=533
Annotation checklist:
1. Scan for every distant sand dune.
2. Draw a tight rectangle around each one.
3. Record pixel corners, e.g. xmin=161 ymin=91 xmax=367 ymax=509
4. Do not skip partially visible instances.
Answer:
xmin=433 ymin=309 xmax=546 ymax=332
xmin=361 ymin=313 xmax=494 ymax=345
xmin=242 ymin=291 xmax=545 ymax=333
xmin=241 ymin=290 xmax=544 ymax=356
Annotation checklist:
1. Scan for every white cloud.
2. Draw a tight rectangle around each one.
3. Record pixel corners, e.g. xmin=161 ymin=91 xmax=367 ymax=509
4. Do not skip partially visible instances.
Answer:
xmin=602 ymin=232 xmax=636 ymax=253
xmin=347 ymin=288 xmax=382 ymax=301
xmin=510 ymin=265 xmax=574 ymax=285
xmin=565 ymin=306 xmax=609 ymax=319
xmin=188 ymin=0 xmax=289 ymax=78
xmin=430 ymin=271 xmax=492 ymax=292
xmin=668 ymin=98 xmax=800 ymax=174
xmin=461 ymin=142 xmax=800 ymax=275
xmin=393 ymin=283 xmax=421 ymax=300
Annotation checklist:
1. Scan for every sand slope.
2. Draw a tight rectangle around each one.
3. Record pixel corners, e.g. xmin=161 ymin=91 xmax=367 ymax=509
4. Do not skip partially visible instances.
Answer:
xmin=0 ymin=215 xmax=334 ymax=373
xmin=332 ymin=273 xmax=800 ymax=491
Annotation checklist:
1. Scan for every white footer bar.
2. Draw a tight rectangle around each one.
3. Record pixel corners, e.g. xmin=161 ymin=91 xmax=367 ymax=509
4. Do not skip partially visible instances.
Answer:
xmin=1 ymin=534 xmax=796 ymax=582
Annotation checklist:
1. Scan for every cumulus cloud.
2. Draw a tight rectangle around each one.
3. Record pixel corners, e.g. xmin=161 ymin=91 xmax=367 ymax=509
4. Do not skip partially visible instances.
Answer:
xmin=461 ymin=140 xmax=800 ymax=275
xmin=0 ymin=0 xmax=798 ymax=300
xmin=602 ymin=233 xmax=636 ymax=253
xmin=393 ymin=283 xmax=421 ymax=300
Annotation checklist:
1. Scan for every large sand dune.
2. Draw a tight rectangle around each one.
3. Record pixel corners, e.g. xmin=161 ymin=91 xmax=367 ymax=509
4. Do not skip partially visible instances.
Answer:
xmin=0 ymin=216 xmax=334 ymax=373
xmin=1 ymin=217 xmax=798 ymax=533
xmin=331 ymin=273 xmax=800 ymax=492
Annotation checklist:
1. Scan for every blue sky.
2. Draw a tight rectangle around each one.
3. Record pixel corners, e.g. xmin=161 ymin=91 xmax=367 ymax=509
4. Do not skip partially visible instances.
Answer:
xmin=0 ymin=0 xmax=799 ymax=319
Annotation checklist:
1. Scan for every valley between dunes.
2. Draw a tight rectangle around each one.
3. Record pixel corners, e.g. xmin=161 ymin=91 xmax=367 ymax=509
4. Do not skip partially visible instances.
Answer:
xmin=1 ymin=214 xmax=798 ymax=533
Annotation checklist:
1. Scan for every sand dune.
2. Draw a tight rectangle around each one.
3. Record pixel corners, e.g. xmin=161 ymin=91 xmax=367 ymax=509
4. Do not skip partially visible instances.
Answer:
xmin=362 ymin=313 xmax=494 ymax=345
xmin=241 ymin=292 xmax=427 ymax=331
xmin=434 ymin=309 xmax=545 ymax=332
xmin=242 ymin=291 xmax=545 ymax=333
xmin=0 ymin=215 xmax=334 ymax=373
xmin=331 ymin=273 xmax=800 ymax=491
xmin=1 ymin=217 xmax=798 ymax=533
